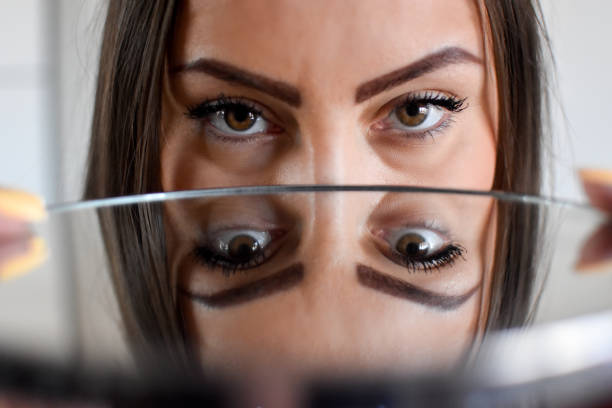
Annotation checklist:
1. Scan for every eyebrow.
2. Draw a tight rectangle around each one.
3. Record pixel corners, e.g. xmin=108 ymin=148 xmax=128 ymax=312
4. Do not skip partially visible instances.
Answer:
xmin=171 ymin=58 xmax=302 ymax=108
xmin=181 ymin=263 xmax=304 ymax=308
xmin=356 ymin=264 xmax=479 ymax=311
xmin=355 ymin=46 xmax=482 ymax=103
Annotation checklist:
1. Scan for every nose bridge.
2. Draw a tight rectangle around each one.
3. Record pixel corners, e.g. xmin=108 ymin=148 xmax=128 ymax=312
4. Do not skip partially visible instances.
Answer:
xmin=292 ymin=200 xmax=380 ymax=369
xmin=304 ymin=109 xmax=365 ymax=185
xmin=296 ymin=189 xmax=370 ymax=338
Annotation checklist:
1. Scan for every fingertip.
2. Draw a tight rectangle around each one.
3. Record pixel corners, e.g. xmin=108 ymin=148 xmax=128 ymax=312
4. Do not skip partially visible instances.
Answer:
xmin=579 ymin=168 xmax=612 ymax=185
xmin=0 ymin=189 xmax=46 ymax=222
xmin=579 ymin=168 xmax=612 ymax=214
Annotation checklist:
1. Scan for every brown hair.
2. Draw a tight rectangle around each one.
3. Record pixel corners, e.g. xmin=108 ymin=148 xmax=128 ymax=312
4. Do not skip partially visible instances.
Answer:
xmin=483 ymin=1 xmax=549 ymax=331
xmin=84 ymin=0 xmax=549 ymax=362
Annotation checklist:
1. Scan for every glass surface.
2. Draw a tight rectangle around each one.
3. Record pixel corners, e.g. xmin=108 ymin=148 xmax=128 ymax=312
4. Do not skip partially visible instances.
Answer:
xmin=0 ymin=186 xmax=611 ymax=406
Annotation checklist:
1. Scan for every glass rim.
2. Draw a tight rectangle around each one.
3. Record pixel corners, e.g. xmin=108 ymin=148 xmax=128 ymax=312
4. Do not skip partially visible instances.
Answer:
xmin=47 ymin=184 xmax=592 ymax=214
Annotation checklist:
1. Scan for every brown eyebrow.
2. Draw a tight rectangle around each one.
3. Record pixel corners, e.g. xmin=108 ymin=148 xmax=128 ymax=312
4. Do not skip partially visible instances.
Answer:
xmin=355 ymin=46 xmax=482 ymax=103
xmin=356 ymin=264 xmax=479 ymax=311
xmin=180 ymin=263 xmax=304 ymax=308
xmin=171 ymin=58 xmax=302 ymax=107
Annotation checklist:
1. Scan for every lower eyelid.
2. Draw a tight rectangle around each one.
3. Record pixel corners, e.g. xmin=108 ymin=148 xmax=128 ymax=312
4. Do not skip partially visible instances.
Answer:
xmin=371 ymin=115 xmax=455 ymax=142
xmin=203 ymin=123 xmax=278 ymax=144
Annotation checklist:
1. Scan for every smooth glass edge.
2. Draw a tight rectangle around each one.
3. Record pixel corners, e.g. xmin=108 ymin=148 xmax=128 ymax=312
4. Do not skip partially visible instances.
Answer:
xmin=46 ymin=185 xmax=593 ymax=214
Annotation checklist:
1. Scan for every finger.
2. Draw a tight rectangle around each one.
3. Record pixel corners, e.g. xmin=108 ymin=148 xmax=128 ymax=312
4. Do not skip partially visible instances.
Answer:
xmin=579 ymin=168 xmax=612 ymax=214
xmin=575 ymin=221 xmax=612 ymax=273
xmin=0 ymin=190 xmax=47 ymax=281
xmin=0 ymin=237 xmax=47 ymax=281
xmin=0 ymin=213 xmax=30 ymax=241
xmin=0 ymin=189 xmax=46 ymax=222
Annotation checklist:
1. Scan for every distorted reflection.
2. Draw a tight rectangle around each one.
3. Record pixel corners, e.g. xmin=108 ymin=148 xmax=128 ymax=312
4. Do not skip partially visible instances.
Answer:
xmin=162 ymin=191 xmax=496 ymax=376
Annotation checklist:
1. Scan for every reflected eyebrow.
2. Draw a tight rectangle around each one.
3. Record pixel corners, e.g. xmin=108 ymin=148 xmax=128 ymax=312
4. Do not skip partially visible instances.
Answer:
xmin=355 ymin=46 xmax=482 ymax=103
xmin=171 ymin=58 xmax=302 ymax=107
xmin=356 ymin=264 xmax=479 ymax=311
xmin=181 ymin=263 xmax=304 ymax=308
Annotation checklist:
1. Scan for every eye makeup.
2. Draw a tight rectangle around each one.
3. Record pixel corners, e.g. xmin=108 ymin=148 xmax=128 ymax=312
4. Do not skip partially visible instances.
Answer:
xmin=180 ymin=262 xmax=304 ymax=308
xmin=364 ymin=192 xmax=486 ymax=300
xmin=371 ymin=223 xmax=466 ymax=273
xmin=182 ymin=262 xmax=477 ymax=311
xmin=370 ymin=90 xmax=467 ymax=141
xmin=185 ymin=94 xmax=284 ymax=143
xmin=192 ymin=227 xmax=288 ymax=276
xmin=356 ymin=264 xmax=479 ymax=311
xmin=398 ymin=91 xmax=467 ymax=114
xmin=186 ymin=91 xmax=466 ymax=143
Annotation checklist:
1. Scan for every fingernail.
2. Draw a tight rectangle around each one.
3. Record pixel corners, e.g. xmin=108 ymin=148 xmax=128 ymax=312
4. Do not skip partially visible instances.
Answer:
xmin=579 ymin=168 xmax=612 ymax=213
xmin=0 ymin=237 xmax=47 ymax=281
xmin=0 ymin=189 xmax=46 ymax=222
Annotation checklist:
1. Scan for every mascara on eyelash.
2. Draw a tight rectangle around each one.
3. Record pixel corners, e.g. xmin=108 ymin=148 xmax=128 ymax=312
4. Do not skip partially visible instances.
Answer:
xmin=379 ymin=238 xmax=466 ymax=273
xmin=397 ymin=244 xmax=467 ymax=274
xmin=192 ymin=244 xmax=268 ymax=277
xmin=402 ymin=91 xmax=468 ymax=112
xmin=185 ymin=95 xmax=262 ymax=120
xmin=191 ymin=228 xmax=289 ymax=276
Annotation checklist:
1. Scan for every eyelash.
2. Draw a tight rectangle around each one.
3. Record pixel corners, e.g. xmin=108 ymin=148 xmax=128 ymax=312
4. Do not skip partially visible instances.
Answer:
xmin=383 ymin=91 xmax=467 ymax=140
xmin=184 ymin=91 xmax=467 ymax=139
xmin=402 ymin=91 xmax=467 ymax=113
xmin=391 ymin=244 xmax=466 ymax=274
xmin=192 ymin=244 xmax=268 ymax=277
xmin=186 ymin=94 xmax=263 ymax=121
xmin=194 ymin=234 xmax=465 ymax=278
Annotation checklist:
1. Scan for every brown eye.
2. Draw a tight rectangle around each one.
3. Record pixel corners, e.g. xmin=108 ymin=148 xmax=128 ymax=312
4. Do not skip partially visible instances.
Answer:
xmin=396 ymin=232 xmax=430 ymax=258
xmin=227 ymin=234 xmax=262 ymax=263
xmin=225 ymin=105 xmax=257 ymax=131
xmin=194 ymin=229 xmax=286 ymax=274
xmin=374 ymin=227 xmax=463 ymax=272
xmin=395 ymin=102 xmax=429 ymax=127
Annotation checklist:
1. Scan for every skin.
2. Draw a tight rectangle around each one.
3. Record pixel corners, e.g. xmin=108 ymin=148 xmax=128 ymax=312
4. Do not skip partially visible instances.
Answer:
xmin=161 ymin=0 xmax=498 ymax=376
xmin=0 ymin=190 xmax=46 ymax=281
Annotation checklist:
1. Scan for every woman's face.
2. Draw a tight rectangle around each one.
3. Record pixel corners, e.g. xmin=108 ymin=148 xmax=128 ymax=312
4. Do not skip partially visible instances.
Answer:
xmin=161 ymin=0 xmax=498 ymax=375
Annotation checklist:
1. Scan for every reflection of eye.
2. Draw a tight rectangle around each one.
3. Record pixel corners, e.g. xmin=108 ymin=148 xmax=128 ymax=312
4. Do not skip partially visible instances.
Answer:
xmin=373 ymin=91 xmax=467 ymax=139
xmin=193 ymin=229 xmax=284 ymax=275
xmin=377 ymin=227 xmax=465 ymax=272
xmin=186 ymin=96 xmax=280 ymax=139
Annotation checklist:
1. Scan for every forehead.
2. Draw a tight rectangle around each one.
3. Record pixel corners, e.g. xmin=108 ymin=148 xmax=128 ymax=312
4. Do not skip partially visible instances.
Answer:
xmin=170 ymin=0 xmax=484 ymax=88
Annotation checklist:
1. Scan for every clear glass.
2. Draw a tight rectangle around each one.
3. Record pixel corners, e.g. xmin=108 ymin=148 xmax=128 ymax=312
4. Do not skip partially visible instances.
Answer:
xmin=0 ymin=186 xmax=610 ymax=406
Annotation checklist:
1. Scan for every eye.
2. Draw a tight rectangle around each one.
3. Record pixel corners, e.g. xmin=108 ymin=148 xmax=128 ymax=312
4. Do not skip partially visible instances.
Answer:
xmin=210 ymin=105 xmax=268 ymax=135
xmin=375 ymin=227 xmax=465 ymax=272
xmin=186 ymin=96 xmax=281 ymax=139
xmin=193 ymin=229 xmax=284 ymax=275
xmin=393 ymin=101 xmax=445 ymax=130
xmin=371 ymin=91 xmax=466 ymax=139
xmin=395 ymin=231 xmax=434 ymax=257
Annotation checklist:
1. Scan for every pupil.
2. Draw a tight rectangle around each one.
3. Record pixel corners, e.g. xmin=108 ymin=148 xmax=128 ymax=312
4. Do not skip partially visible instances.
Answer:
xmin=405 ymin=241 xmax=421 ymax=256
xmin=396 ymin=233 xmax=429 ymax=258
xmin=232 ymin=106 xmax=248 ymax=122
xmin=228 ymin=235 xmax=260 ymax=262
xmin=405 ymin=102 xmax=421 ymax=117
